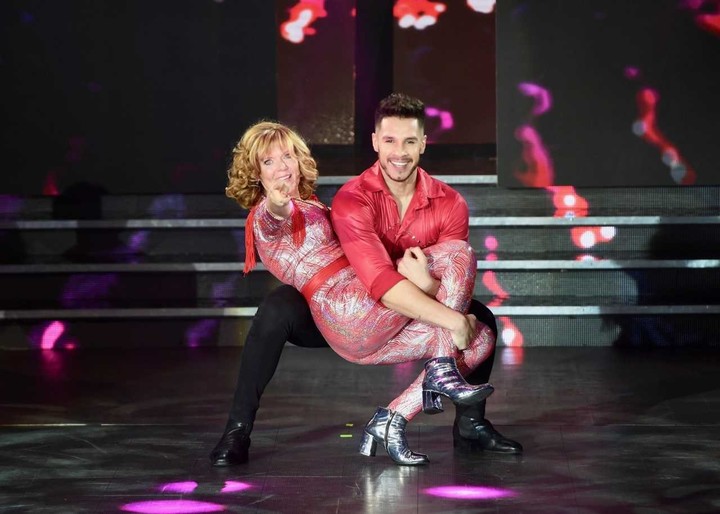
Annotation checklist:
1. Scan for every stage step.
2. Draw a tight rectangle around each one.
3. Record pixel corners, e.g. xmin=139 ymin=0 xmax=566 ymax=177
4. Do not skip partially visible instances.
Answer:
xmin=1 ymin=178 xmax=718 ymax=349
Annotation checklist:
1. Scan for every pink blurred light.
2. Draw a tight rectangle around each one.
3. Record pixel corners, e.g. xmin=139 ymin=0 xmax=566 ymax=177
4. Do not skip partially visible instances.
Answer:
xmin=41 ymin=321 xmax=65 ymax=350
xmin=280 ymin=1 xmax=327 ymax=44
xmin=484 ymin=236 xmax=498 ymax=252
xmin=221 ymin=481 xmax=252 ymax=493
xmin=634 ymin=87 xmax=696 ymax=184
xmin=499 ymin=316 xmax=524 ymax=347
xmin=501 ymin=346 xmax=524 ymax=365
xmin=518 ymin=82 xmax=551 ymax=115
xmin=514 ymin=125 xmax=554 ymax=187
xmin=624 ymin=66 xmax=640 ymax=79
xmin=120 ymin=500 xmax=225 ymax=513
xmin=481 ymin=271 xmax=508 ymax=301
xmin=466 ymin=0 xmax=496 ymax=13
xmin=159 ymin=481 xmax=197 ymax=494
xmin=423 ymin=485 xmax=515 ymax=499
xmin=394 ymin=0 xmax=447 ymax=30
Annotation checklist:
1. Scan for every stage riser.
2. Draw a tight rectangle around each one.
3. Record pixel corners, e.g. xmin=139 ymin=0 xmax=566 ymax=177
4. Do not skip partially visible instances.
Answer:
xmin=0 ymin=269 xmax=717 ymax=309
xmin=3 ymin=185 xmax=718 ymax=219
xmin=3 ymin=224 xmax=719 ymax=262
xmin=1 ymin=181 xmax=718 ymax=348
xmin=1 ymin=314 xmax=718 ymax=350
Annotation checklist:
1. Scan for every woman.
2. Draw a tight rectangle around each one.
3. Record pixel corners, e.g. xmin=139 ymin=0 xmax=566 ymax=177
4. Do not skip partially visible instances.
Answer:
xmin=226 ymin=121 xmax=495 ymax=465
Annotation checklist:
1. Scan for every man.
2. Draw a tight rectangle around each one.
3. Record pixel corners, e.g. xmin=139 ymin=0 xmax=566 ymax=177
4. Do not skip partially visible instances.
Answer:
xmin=210 ymin=93 xmax=522 ymax=466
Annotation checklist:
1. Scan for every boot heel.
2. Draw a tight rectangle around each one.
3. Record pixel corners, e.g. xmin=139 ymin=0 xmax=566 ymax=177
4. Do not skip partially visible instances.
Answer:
xmin=422 ymin=390 xmax=444 ymax=414
xmin=358 ymin=432 xmax=377 ymax=457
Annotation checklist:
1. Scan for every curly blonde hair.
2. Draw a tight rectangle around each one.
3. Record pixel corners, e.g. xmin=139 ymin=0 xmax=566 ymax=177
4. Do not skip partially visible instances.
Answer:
xmin=225 ymin=121 xmax=319 ymax=210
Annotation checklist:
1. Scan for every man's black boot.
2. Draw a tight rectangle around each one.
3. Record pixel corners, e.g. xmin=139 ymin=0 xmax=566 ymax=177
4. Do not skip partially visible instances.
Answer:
xmin=209 ymin=420 xmax=252 ymax=466
xmin=453 ymin=402 xmax=523 ymax=454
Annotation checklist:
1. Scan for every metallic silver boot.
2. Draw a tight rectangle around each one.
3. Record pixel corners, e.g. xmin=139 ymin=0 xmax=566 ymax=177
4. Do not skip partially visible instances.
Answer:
xmin=358 ymin=407 xmax=429 ymax=466
xmin=422 ymin=356 xmax=494 ymax=414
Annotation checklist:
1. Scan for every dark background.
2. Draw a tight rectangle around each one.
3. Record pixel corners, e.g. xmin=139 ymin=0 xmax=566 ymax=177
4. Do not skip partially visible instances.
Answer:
xmin=3 ymin=1 xmax=720 ymax=194
xmin=1 ymin=0 xmax=277 ymax=195
xmin=496 ymin=0 xmax=720 ymax=187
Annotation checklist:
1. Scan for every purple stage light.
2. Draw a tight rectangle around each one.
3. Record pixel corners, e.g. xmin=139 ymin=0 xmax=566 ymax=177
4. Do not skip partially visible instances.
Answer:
xmin=220 ymin=481 xmax=252 ymax=493
xmin=41 ymin=321 xmax=65 ymax=350
xmin=159 ymin=481 xmax=198 ymax=494
xmin=423 ymin=485 xmax=515 ymax=500
xmin=120 ymin=500 xmax=224 ymax=513
xmin=517 ymin=82 xmax=551 ymax=116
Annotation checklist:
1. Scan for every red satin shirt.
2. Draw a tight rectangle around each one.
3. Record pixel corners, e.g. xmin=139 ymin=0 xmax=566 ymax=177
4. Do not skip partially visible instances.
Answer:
xmin=331 ymin=161 xmax=470 ymax=301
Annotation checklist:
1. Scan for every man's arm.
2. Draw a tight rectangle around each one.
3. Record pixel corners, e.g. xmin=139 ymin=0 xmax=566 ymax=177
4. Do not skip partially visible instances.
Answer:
xmin=381 ymin=279 xmax=476 ymax=349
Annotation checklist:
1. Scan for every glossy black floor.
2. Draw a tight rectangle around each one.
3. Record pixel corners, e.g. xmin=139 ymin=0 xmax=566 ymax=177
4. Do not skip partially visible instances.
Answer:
xmin=1 ymin=345 xmax=719 ymax=513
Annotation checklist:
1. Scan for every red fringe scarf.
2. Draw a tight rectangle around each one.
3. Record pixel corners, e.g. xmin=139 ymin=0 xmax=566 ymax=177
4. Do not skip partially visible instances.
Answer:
xmin=243 ymin=198 xmax=312 ymax=275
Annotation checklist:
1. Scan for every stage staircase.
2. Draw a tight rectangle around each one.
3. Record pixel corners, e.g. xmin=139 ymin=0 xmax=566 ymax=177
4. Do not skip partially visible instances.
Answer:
xmin=1 ymin=176 xmax=719 ymax=349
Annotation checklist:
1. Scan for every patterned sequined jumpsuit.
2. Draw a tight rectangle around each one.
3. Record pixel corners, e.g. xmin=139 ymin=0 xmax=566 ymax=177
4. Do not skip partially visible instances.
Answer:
xmin=251 ymin=198 xmax=494 ymax=420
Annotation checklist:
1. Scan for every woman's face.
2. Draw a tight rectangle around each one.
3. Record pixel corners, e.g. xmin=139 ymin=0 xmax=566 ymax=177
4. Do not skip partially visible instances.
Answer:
xmin=257 ymin=143 xmax=301 ymax=197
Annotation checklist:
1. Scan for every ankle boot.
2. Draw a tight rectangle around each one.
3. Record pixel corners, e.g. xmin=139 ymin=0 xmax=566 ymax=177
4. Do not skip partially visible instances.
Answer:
xmin=422 ymin=357 xmax=494 ymax=414
xmin=209 ymin=420 xmax=252 ymax=466
xmin=358 ymin=407 xmax=429 ymax=466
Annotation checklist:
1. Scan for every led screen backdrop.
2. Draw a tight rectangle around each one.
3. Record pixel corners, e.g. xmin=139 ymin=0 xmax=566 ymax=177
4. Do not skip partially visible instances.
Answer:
xmin=393 ymin=0 xmax=496 ymax=144
xmin=1 ymin=0 xmax=277 ymax=195
xmin=497 ymin=0 xmax=720 ymax=187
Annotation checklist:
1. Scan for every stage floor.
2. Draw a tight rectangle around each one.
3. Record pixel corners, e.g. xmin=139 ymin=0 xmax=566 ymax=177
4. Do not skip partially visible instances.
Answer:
xmin=1 ymin=346 xmax=719 ymax=513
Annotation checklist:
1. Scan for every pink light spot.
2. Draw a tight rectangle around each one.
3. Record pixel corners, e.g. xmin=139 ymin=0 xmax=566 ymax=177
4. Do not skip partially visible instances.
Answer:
xmin=482 ymin=271 xmax=509 ymax=301
xmin=499 ymin=316 xmax=524 ymax=347
xmin=423 ymin=485 xmax=515 ymax=499
xmin=547 ymin=186 xmax=588 ymax=218
xmin=696 ymin=12 xmax=720 ymax=36
xmin=41 ymin=321 xmax=65 ymax=350
xmin=221 ymin=481 xmax=252 ymax=493
xmin=501 ymin=346 xmax=524 ymax=365
xmin=425 ymin=106 xmax=455 ymax=140
xmin=514 ymin=125 xmax=554 ymax=187
xmin=485 ymin=253 xmax=497 ymax=261
xmin=634 ymin=87 xmax=696 ymax=184
xmin=466 ymin=0 xmax=495 ymax=14
xmin=394 ymin=0 xmax=447 ymax=30
xmin=280 ymin=1 xmax=327 ymax=44
xmin=159 ymin=481 xmax=197 ymax=494
xmin=576 ymin=254 xmax=599 ymax=262
xmin=63 ymin=341 xmax=78 ymax=350
xmin=624 ymin=66 xmax=640 ymax=80
xmin=517 ymin=82 xmax=552 ymax=116
xmin=484 ymin=235 xmax=498 ymax=251
xmin=121 ymin=500 xmax=225 ymax=513
xmin=599 ymin=226 xmax=617 ymax=240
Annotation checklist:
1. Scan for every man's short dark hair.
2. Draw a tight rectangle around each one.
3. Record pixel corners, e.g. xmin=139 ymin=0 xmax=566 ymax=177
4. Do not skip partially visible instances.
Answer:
xmin=374 ymin=93 xmax=425 ymax=130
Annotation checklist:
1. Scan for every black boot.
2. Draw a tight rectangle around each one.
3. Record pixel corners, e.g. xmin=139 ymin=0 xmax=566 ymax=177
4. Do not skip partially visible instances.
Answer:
xmin=453 ymin=403 xmax=523 ymax=454
xmin=209 ymin=420 xmax=252 ymax=466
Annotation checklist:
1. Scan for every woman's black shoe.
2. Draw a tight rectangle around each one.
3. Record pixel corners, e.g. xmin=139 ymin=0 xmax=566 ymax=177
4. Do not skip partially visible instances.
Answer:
xmin=209 ymin=420 xmax=252 ymax=466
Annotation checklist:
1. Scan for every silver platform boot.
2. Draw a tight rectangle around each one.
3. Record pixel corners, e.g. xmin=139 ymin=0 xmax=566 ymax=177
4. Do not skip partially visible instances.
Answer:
xmin=422 ymin=356 xmax=494 ymax=414
xmin=358 ymin=407 xmax=429 ymax=466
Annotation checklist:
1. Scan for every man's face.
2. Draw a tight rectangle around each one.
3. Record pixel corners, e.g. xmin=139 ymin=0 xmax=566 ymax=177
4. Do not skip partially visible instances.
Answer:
xmin=372 ymin=116 xmax=426 ymax=186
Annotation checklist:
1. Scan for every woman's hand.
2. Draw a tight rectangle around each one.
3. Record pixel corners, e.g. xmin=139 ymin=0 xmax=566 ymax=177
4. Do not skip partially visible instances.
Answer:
xmin=266 ymin=180 xmax=292 ymax=218
xmin=449 ymin=313 xmax=477 ymax=351
xmin=397 ymin=247 xmax=439 ymax=296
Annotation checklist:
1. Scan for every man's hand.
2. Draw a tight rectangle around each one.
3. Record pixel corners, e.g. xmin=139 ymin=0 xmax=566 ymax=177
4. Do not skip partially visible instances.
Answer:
xmin=397 ymin=247 xmax=439 ymax=296
xmin=450 ymin=313 xmax=477 ymax=351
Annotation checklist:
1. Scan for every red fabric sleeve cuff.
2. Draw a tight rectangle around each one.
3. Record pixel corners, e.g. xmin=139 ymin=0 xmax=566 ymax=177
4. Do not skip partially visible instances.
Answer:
xmin=370 ymin=269 xmax=406 ymax=302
